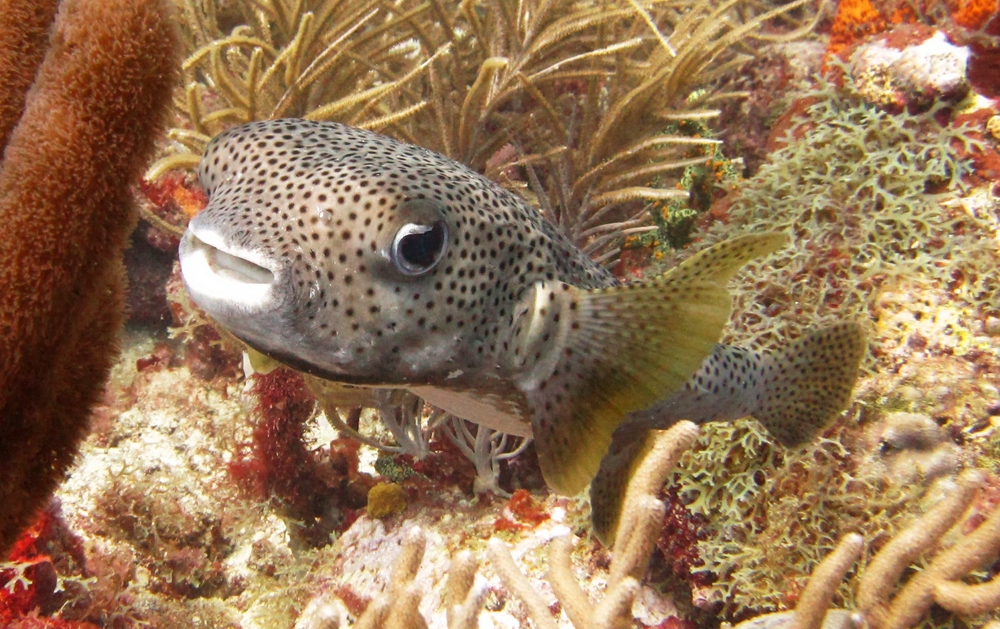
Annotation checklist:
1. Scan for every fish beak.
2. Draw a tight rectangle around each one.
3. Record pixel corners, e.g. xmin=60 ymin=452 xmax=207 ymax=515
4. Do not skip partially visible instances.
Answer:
xmin=178 ymin=227 xmax=278 ymax=315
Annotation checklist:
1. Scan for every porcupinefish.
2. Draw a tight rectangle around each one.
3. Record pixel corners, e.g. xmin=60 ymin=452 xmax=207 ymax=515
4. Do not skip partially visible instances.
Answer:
xmin=179 ymin=119 xmax=865 ymax=542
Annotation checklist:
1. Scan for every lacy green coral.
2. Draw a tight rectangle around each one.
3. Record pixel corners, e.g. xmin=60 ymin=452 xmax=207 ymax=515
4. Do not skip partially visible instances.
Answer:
xmin=667 ymin=71 xmax=991 ymax=354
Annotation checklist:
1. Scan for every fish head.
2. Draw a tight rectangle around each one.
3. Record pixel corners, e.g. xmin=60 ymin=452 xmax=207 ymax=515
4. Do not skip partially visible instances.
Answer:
xmin=179 ymin=119 xmax=536 ymax=384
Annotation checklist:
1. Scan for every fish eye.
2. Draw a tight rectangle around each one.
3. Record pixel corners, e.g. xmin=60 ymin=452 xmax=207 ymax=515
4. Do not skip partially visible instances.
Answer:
xmin=391 ymin=221 xmax=448 ymax=276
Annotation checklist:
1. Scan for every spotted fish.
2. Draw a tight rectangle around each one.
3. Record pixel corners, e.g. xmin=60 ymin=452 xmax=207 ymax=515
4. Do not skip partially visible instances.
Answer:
xmin=179 ymin=119 xmax=865 ymax=542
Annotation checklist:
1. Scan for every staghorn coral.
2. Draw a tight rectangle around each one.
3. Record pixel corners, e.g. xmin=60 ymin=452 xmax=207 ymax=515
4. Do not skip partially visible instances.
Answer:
xmin=0 ymin=0 xmax=178 ymax=555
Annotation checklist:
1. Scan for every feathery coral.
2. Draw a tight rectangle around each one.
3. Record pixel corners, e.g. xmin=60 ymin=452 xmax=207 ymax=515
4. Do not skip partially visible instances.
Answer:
xmin=154 ymin=0 xmax=820 ymax=264
xmin=0 ymin=0 xmax=177 ymax=554
xmin=0 ymin=0 xmax=58 ymax=150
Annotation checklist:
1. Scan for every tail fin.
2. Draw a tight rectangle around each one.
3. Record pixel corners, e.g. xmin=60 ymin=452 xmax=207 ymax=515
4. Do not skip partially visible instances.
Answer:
xmin=754 ymin=322 xmax=866 ymax=447
xmin=589 ymin=323 xmax=864 ymax=542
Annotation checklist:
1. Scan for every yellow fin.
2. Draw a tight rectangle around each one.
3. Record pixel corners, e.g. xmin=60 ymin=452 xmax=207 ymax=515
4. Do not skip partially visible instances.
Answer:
xmin=511 ymin=232 xmax=787 ymax=494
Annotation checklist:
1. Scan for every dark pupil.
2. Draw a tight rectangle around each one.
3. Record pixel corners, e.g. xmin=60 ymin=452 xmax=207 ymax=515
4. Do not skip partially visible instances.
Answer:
xmin=400 ymin=223 xmax=445 ymax=269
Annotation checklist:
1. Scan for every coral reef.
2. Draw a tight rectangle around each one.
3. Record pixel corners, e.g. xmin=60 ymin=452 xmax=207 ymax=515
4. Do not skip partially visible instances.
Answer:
xmin=489 ymin=423 xmax=702 ymax=628
xmin=850 ymin=29 xmax=970 ymax=113
xmin=857 ymin=469 xmax=1000 ymax=629
xmin=150 ymin=0 xmax=433 ymax=179
xmin=0 ymin=0 xmax=177 ymax=554
xmin=827 ymin=0 xmax=886 ymax=58
xmin=6 ymin=0 xmax=998 ymax=627
xmin=230 ymin=369 xmax=346 ymax=548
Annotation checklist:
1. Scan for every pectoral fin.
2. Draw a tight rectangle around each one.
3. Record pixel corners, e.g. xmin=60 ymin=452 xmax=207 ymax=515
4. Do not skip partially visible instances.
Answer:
xmin=509 ymin=233 xmax=787 ymax=495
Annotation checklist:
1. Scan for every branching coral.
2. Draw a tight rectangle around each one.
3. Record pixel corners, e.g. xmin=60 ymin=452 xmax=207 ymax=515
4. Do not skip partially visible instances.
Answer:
xmin=675 ymin=419 xmax=920 ymax=615
xmin=442 ymin=416 xmax=531 ymax=495
xmin=395 ymin=0 xmax=821 ymax=261
xmin=297 ymin=527 xmax=485 ymax=629
xmin=730 ymin=468 xmax=1000 ymax=629
xmin=488 ymin=421 xmax=701 ymax=628
xmin=153 ymin=0 xmax=822 ymax=262
xmin=311 ymin=381 xmax=439 ymax=459
xmin=858 ymin=469 xmax=1000 ymax=629
xmin=289 ymin=422 xmax=698 ymax=628
xmin=725 ymin=533 xmax=865 ymax=629
xmin=0 ymin=0 xmax=178 ymax=555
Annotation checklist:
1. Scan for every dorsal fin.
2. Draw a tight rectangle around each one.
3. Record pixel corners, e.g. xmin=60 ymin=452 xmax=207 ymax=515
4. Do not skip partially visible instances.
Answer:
xmin=505 ymin=233 xmax=787 ymax=494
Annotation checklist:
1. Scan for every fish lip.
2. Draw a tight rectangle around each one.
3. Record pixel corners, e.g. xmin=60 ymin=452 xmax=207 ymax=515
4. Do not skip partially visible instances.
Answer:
xmin=178 ymin=225 xmax=282 ymax=315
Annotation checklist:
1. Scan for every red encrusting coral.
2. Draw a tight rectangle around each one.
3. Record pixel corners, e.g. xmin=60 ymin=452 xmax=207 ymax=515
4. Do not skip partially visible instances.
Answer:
xmin=229 ymin=369 xmax=363 ymax=547
xmin=507 ymin=489 xmax=551 ymax=526
xmin=953 ymin=0 xmax=999 ymax=29
xmin=139 ymin=171 xmax=207 ymax=223
xmin=0 ymin=506 xmax=93 ymax=627
xmin=650 ymin=487 xmax=712 ymax=587
xmin=827 ymin=0 xmax=886 ymax=57
xmin=491 ymin=489 xmax=551 ymax=533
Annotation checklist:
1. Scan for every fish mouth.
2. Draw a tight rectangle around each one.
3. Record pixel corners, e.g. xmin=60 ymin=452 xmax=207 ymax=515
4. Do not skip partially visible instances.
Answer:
xmin=178 ymin=227 xmax=279 ymax=314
